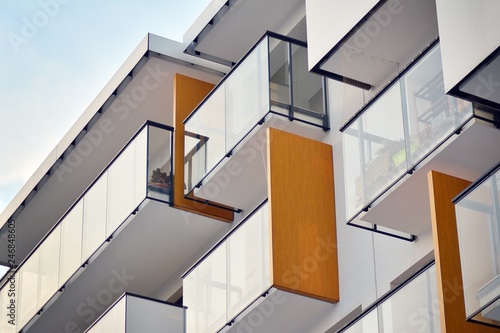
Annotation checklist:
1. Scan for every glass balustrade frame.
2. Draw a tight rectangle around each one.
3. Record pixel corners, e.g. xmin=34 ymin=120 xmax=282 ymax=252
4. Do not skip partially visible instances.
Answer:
xmin=0 ymin=120 xmax=174 ymax=332
xmin=337 ymin=260 xmax=438 ymax=333
xmin=454 ymin=162 xmax=500 ymax=327
xmin=341 ymin=40 xmax=476 ymax=241
xmin=182 ymin=31 xmax=330 ymax=201
xmin=84 ymin=292 xmax=186 ymax=333
xmin=182 ymin=199 xmax=271 ymax=333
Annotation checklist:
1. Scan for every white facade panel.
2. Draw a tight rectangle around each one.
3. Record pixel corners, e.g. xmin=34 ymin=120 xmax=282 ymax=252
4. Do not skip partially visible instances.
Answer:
xmin=305 ymin=0 xmax=379 ymax=70
xmin=436 ymin=0 xmax=500 ymax=92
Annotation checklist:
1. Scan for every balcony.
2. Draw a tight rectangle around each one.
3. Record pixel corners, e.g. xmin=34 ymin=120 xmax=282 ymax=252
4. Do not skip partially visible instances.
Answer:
xmin=340 ymin=41 xmax=500 ymax=239
xmin=337 ymin=262 xmax=439 ymax=332
xmin=85 ymin=293 xmax=184 ymax=333
xmin=183 ymin=200 xmax=337 ymax=333
xmin=454 ymin=163 xmax=500 ymax=327
xmin=183 ymin=32 xmax=329 ymax=211
xmin=0 ymin=121 xmax=174 ymax=332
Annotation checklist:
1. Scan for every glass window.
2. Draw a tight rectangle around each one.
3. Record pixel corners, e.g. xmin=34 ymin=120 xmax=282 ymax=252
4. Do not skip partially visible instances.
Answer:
xmin=147 ymin=126 xmax=172 ymax=202
xmin=38 ymin=225 xmax=61 ymax=307
xmin=83 ymin=174 xmax=107 ymax=261
xmin=18 ymin=252 xmax=39 ymax=328
xmin=59 ymin=201 xmax=83 ymax=286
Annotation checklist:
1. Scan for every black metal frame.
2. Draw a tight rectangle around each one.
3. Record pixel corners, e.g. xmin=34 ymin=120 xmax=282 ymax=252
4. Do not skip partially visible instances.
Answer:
xmin=2 ymin=120 xmax=175 ymax=332
xmin=182 ymin=31 xmax=330 ymax=210
xmin=342 ymin=41 xmax=479 ymax=242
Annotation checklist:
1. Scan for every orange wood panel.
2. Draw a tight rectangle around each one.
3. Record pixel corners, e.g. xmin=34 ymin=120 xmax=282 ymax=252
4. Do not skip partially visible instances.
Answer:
xmin=173 ymin=74 xmax=233 ymax=222
xmin=428 ymin=170 xmax=497 ymax=333
xmin=267 ymin=127 xmax=339 ymax=303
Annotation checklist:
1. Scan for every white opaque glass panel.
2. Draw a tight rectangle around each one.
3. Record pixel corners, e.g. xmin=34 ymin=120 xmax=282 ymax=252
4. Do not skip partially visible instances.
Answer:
xmin=83 ymin=173 xmax=108 ymax=261
xmin=226 ymin=38 xmax=269 ymax=149
xmin=59 ymin=201 xmax=83 ymax=286
xmin=18 ymin=252 xmax=39 ymax=328
xmin=185 ymin=244 xmax=227 ymax=333
xmin=38 ymin=225 xmax=61 ymax=307
xmin=107 ymin=128 xmax=146 ymax=236
xmin=227 ymin=203 xmax=271 ymax=319
xmin=343 ymin=120 xmax=364 ymax=218
xmin=87 ymin=296 xmax=126 ymax=333
xmin=0 ymin=274 xmax=17 ymax=333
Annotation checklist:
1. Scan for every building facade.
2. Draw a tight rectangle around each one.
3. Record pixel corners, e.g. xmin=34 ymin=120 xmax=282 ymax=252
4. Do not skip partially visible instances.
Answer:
xmin=0 ymin=0 xmax=499 ymax=332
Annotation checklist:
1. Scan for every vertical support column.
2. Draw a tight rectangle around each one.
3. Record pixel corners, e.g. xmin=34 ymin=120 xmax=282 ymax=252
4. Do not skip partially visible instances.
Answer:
xmin=173 ymin=74 xmax=233 ymax=222
xmin=428 ymin=170 xmax=497 ymax=332
xmin=267 ymin=127 xmax=339 ymax=303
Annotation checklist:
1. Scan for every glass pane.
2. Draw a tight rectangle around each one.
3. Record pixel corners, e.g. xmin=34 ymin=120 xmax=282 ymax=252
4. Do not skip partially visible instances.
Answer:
xmin=403 ymin=45 xmax=454 ymax=166
xmin=87 ymin=296 xmax=126 ymax=333
xmin=343 ymin=120 xmax=364 ymax=217
xmin=147 ymin=126 xmax=172 ymax=203
xmin=345 ymin=309 xmax=379 ymax=333
xmin=18 ymin=252 xmax=39 ymax=328
xmin=185 ymin=244 xmax=227 ymax=333
xmin=38 ymin=225 xmax=61 ymax=307
xmin=107 ymin=128 xmax=147 ymax=236
xmin=184 ymin=87 xmax=226 ymax=192
xmin=456 ymin=172 xmax=500 ymax=324
xmin=227 ymin=203 xmax=271 ymax=320
xmin=83 ymin=174 xmax=107 ymax=261
xmin=291 ymin=44 xmax=325 ymax=125
xmin=343 ymin=83 xmax=406 ymax=218
xmin=59 ymin=200 xmax=83 ymax=286
xmin=226 ymin=37 xmax=270 ymax=149
xmin=269 ymin=37 xmax=290 ymax=115
xmin=0 ymin=275 xmax=17 ymax=333
xmin=380 ymin=265 xmax=440 ymax=332
xmin=126 ymin=295 xmax=185 ymax=332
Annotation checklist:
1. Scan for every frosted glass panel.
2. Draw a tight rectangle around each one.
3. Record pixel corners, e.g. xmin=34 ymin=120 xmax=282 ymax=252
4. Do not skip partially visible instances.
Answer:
xmin=38 ymin=225 xmax=61 ymax=306
xmin=226 ymin=38 xmax=269 ymax=149
xmin=18 ymin=252 xmax=39 ymax=328
xmin=346 ymin=310 xmax=379 ymax=333
xmin=227 ymin=203 xmax=271 ymax=319
xmin=87 ymin=296 xmax=126 ymax=333
xmin=83 ymin=174 xmax=107 ymax=261
xmin=107 ymin=129 xmax=146 ymax=236
xmin=185 ymin=244 xmax=227 ymax=333
xmin=59 ymin=201 xmax=83 ymax=286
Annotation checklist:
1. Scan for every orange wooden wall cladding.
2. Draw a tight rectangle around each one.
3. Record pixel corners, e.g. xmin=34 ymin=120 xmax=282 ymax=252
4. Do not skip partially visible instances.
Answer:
xmin=428 ymin=171 xmax=497 ymax=333
xmin=172 ymin=74 xmax=233 ymax=222
xmin=267 ymin=127 xmax=339 ymax=303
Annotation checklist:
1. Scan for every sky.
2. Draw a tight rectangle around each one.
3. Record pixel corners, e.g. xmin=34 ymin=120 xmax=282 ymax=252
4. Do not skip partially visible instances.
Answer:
xmin=0 ymin=0 xmax=213 ymax=214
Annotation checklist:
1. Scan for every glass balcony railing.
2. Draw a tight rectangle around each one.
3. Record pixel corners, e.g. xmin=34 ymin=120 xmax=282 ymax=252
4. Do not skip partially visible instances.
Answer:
xmin=339 ymin=263 xmax=440 ymax=333
xmin=0 ymin=121 xmax=173 ymax=332
xmin=342 ymin=42 xmax=473 ymax=228
xmin=182 ymin=201 xmax=271 ymax=333
xmin=454 ymin=163 xmax=500 ymax=326
xmin=183 ymin=32 xmax=328 ymax=194
xmin=85 ymin=293 xmax=184 ymax=333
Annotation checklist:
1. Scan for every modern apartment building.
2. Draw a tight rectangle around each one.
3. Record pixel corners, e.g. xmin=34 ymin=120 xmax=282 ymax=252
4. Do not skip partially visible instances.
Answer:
xmin=0 ymin=0 xmax=499 ymax=332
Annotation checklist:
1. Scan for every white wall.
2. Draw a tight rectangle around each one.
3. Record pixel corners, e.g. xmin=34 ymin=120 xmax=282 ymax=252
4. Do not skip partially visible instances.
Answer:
xmin=436 ymin=0 xmax=500 ymax=92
